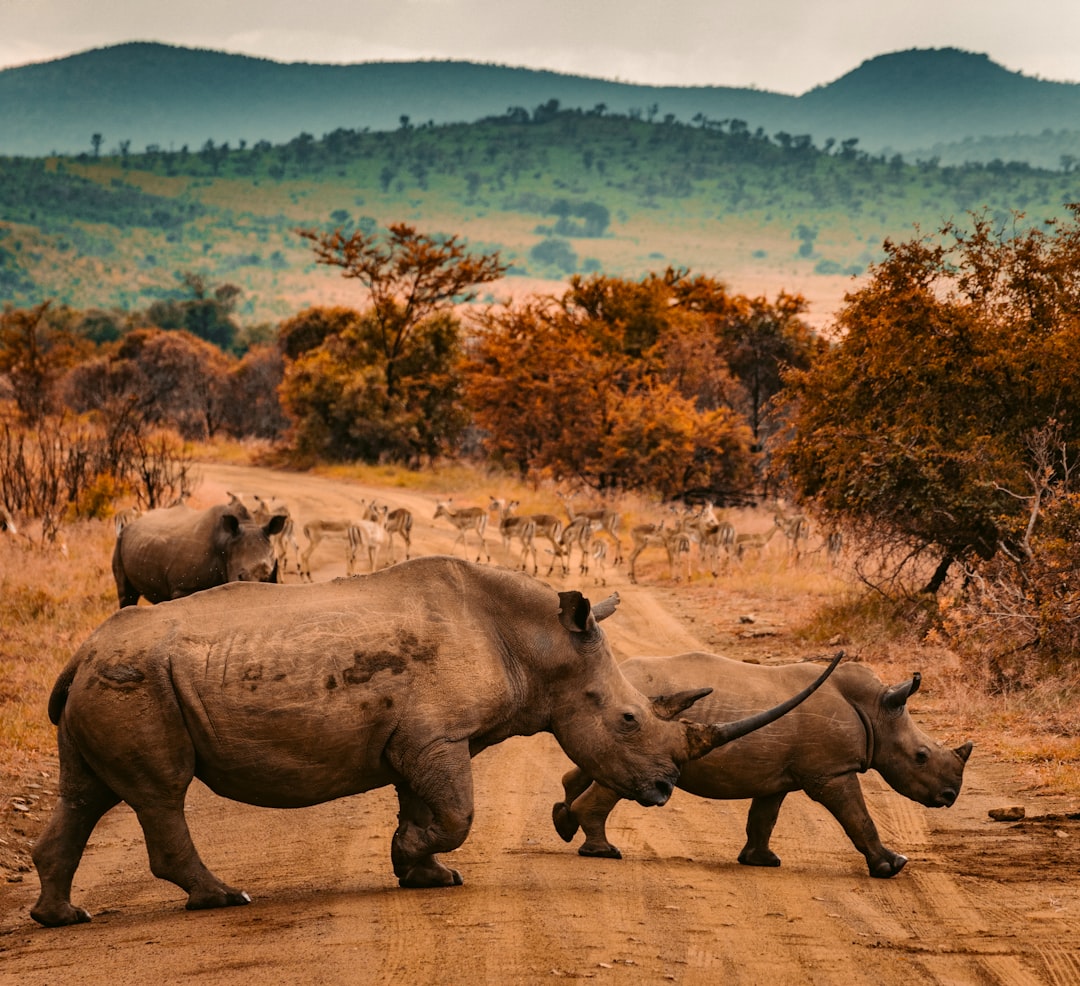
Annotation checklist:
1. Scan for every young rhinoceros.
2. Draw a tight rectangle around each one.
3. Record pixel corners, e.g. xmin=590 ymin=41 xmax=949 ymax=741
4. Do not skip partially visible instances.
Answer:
xmin=553 ymin=652 xmax=972 ymax=878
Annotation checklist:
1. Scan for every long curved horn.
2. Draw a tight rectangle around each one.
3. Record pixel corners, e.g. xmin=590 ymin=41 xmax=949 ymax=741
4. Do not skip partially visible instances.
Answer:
xmin=685 ymin=651 xmax=844 ymax=760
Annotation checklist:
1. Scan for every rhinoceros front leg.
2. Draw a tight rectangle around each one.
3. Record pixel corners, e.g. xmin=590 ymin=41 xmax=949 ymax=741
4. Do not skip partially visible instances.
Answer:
xmin=738 ymin=792 xmax=787 ymax=868
xmin=391 ymin=742 xmax=475 ymax=888
xmin=564 ymin=782 xmax=625 ymax=859
xmin=806 ymin=774 xmax=908 ymax=878
xmin=551 ymin=766 xmax=592 ymax=843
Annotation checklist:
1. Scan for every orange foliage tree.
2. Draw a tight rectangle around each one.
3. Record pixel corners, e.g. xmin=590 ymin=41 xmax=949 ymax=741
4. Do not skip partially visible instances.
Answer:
xmin=779 ymin=207 xmax=1080 ymax=595
xmin=461 ymin=269 xmax=806 ymax=498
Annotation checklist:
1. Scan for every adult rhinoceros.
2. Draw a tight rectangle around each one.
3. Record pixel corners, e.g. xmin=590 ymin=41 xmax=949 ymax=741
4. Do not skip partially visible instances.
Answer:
xmin=112 ymin=501 xmax=287 ymax=606
xmin=553 ymin=651 xmax=972 ymax=878
xmin=31 ymin=558 xmax=839 ymax=927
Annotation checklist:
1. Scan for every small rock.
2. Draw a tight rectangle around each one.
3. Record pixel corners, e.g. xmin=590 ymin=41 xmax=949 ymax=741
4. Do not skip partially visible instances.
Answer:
xmin=738 ymin=614 xmax=755 ymax=624
xmin=988 ymin=806 xmax=1025 ymax=821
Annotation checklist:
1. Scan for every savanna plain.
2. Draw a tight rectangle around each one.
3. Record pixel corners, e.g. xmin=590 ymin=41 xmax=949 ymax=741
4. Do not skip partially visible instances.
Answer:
xmin=2 ymin=458 xmax=1079 ymax=985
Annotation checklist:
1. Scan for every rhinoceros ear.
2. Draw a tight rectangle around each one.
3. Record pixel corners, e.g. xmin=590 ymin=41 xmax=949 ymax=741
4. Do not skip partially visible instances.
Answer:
xmin=265 ymin=514 xmax=287 ymax=537
xmin=221 ymin=513 xmax=242 ymax=537
xmin=955 ymin=741 xmax=973 ymax=763
xmin=883 ymin=672 xmax=921 ymax=712
xmin=557 ymin=591 xmax=592 ymax=634
xmin=651 ymin=687 xmax=712 ymax=721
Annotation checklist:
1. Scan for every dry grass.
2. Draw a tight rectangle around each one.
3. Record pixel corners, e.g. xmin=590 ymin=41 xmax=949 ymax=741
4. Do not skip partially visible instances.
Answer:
xmin=0 ymin=520 xmax=116 ymax=754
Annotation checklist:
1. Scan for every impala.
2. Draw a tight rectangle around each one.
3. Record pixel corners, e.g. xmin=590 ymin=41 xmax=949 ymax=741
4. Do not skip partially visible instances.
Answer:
xmin=434 ymin=499 xmax=490 ymax=563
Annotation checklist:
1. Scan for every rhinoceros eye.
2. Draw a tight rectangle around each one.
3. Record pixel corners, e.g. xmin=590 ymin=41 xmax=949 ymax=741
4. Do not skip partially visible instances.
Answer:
xmin=619 ymin=711 xmax=640 ymax=732
xmin=915 ymin=749 xmax=929 ymax=765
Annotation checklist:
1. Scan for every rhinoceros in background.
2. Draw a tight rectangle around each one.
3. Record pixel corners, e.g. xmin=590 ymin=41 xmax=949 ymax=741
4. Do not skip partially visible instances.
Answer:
xmin=553 ymin=651 xmax=972 ymax=878
xmin=31 ymin=558 xmax=840 ymax=927
xmin=111 ymin=501 xmax=287 ymax=606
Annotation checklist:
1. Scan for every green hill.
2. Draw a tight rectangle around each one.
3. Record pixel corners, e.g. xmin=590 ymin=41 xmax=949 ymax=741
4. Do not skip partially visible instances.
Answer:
xmin=4 ymin=43 xmax=1080 ymax=168
xmin=3 ymin=105 xmax=1078 ymax=330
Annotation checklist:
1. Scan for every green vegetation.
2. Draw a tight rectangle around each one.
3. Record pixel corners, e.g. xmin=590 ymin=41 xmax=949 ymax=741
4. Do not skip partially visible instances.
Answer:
xmin=2 ymin=106 xmax=1079 ymax=325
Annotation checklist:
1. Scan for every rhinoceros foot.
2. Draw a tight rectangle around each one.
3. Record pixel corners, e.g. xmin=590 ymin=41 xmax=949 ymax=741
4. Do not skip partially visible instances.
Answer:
xmin=578 ymin=842 xmax=622 ymax=859
xmin=30 ymin=901 xmax=93 ymax=927
xmin=398 ymin=863 xmax=464 ymax=888
xmin=869 ymin=852 xmax=908 ymax=878
xmin=185 ymin=887 xmax=252 ymax=910
xmin=552 ymin=802 xmax=581 ymax=842
xmin=737 ymin=847 xmax=781 ymax=868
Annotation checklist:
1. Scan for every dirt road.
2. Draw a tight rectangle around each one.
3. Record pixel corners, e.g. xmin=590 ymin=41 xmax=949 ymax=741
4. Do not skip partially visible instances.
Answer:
xmin=3 ymin=464 xmax=1079 ymax=985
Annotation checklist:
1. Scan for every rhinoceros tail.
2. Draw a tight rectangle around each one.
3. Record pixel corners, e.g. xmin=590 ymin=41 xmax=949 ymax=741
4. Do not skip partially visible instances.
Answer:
xmin=47 ymin=656 xmax=82 ymax=725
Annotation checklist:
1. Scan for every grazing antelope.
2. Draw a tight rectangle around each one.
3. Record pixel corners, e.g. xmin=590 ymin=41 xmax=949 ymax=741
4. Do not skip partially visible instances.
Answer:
xmin=525 ymin=511 xmax=566 ymax=576
xmin=384 ymin=506 xmax=413 ymax=562
xmin=300 ymin=503 xmax=368 ymax=581
xmin=489 ymin=497 xmax=538 ymax=574
xmin=770 ymin=502 xmax=811 ymax=562
xmin=347 ymin=507 xmax=391 ymax=575
xmin=434 ymin=499 xmax=490 ymax=563
xmin=587 ymin=538 xmax=609 ymax=586
xmin=734 ymin=523 xmax=780 ymax=561
xmin=628 ymin=521 xmax=692 ymax=584
xmin=556 ymin=491 xmax=624 ymax=565
xmin=556 ymin=515 xmax=594 ymax=577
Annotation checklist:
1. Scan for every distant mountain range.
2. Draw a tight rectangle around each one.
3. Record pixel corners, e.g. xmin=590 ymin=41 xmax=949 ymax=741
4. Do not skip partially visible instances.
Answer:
xmin=3 ymin=43 xmax=1080 ymax=168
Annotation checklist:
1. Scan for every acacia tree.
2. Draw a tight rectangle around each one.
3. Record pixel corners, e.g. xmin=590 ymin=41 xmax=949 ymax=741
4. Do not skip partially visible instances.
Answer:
xmin=778 ymin=207 xmax=1080 ymax=594
xmin=298 ymin=222 xmax=507 ymax=404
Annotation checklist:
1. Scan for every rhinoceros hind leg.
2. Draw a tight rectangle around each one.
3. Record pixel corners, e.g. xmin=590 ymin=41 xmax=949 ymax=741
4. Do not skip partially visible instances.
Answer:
xmin=390 ymin=753 xmax=473 ymax=889
xmin=552 ymin=802 xmax=581 ymax=842
xmin=738 ymin=846 xmax=781 ymax=867
xmin=135 ymin=804 xmax=250 ymax=911
xmin=31 ymin=739 xmax=120 ymax=927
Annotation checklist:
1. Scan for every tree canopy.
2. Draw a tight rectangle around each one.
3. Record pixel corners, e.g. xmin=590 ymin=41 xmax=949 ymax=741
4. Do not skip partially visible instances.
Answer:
xmin=779 ymin=206 xmax=1080 ymax=592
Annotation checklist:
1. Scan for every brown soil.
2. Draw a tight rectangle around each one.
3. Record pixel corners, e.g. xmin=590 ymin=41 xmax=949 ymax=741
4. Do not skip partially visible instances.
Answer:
xmin=3 ymin=463 xmax=1079 ymax=985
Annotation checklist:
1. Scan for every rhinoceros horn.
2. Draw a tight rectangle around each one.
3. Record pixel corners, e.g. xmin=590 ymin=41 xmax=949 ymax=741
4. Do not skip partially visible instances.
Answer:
xmin=883 ymin=672 xmax=921 ymax=713
xmin=684 ymin=650 xmax=845 ymax=760
xmin=651 ymin=688 xmax=714 ymax=720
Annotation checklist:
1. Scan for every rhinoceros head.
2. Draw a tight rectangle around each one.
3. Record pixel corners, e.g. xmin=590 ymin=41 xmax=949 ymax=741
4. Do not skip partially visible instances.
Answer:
xmin=872 ymin=672 xmax=973 ymax=807
xmin=550 ymin=593 xmax=842 ymax=809
xmin=217 ymin=505 xmax=287 ymax=584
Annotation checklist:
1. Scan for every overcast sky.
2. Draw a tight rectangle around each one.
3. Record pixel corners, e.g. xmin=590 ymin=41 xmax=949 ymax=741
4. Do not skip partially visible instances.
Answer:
xmin=1 ymin=0 xmax=1078 ymax=94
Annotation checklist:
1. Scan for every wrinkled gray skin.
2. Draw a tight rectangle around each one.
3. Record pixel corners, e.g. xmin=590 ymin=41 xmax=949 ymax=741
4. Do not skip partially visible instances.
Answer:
xmin=112 ymin=502 xmax=287 ymax=606
xmin=553 ymin=652 xmax=973 ymax=878
xmin=30 ymin=558 xmax=839 ymax=927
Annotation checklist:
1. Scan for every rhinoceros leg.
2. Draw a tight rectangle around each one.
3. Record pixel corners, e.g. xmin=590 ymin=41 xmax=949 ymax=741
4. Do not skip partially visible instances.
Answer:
xmin=390 ymin=744 xmax=474 ymax=888
xmin=551 ymin=766 xmax=592 ymax=843
xmin=738 ymin=793 xmax=786 ymax=867
xmin=564 ymin=782 xmax=625 ymax=859
xmin=805 ymin=774 xmax=908 ymax=878
xmin=31 ymin=738 xmax=121 ymax=926
xmin=132 ymin=802 xmax=252 ymax=910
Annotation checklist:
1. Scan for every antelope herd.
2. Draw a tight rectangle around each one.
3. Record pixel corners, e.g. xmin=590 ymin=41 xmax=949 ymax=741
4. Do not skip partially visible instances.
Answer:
xmin=0 ymin=487 xmax=844 ymax=587
xmin=0 ymin=486 xmax=845 ymax=586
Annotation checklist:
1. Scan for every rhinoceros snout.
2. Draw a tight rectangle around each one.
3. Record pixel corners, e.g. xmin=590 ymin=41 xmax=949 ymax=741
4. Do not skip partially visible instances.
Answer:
xmin=934 ymin=788 xmax=959 ymax=807
xmin=636 ymin=777 xmax=675 ymax=808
